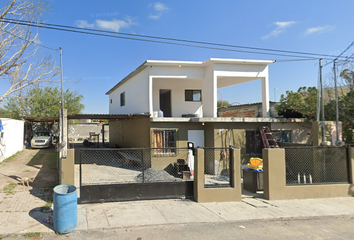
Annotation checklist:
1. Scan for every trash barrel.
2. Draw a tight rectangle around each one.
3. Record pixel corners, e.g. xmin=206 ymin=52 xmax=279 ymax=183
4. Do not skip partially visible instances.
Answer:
xmin=53 ymin=184 xmax=77 ymax=234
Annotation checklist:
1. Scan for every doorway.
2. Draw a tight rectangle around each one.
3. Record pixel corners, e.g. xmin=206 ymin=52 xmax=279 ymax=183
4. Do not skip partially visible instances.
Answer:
xmin=159 ymin=89 xmax=172 ymax=117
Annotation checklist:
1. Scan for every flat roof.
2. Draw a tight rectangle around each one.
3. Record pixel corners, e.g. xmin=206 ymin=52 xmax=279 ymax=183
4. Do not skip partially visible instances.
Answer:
xmin=105 ymin=58 xmax=275 ymax=95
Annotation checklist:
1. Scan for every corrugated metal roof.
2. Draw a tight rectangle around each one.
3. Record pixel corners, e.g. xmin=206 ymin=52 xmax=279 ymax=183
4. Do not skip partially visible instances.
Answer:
xmin=23 ymin=113 xmax=150 ymax=122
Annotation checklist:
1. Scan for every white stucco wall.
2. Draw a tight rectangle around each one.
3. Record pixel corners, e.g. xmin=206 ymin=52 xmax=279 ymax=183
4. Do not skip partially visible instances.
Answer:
xmin=107 ymin=59 xmax=272 ymax=118
xmin=203 ymin=65 xmax=216 ymax=117
xmin=152 ymin=77 xmax=203 ymax=117
xmin=108 ymin=68 xmax=150 ymax=114
xmin=0 ymin=118 xmax=24 ymax=162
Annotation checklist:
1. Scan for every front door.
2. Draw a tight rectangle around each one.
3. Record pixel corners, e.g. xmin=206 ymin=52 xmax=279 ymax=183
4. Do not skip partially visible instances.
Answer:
xmin=159 ymin=89 xmax=172 ymax=117
xmin=187 ymin=130 xmax=205 ymax=171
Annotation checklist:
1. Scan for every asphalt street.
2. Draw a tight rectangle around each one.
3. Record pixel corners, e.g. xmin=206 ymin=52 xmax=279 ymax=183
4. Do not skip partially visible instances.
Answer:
xmin=3 ymin=215 xmax=354 ymax=240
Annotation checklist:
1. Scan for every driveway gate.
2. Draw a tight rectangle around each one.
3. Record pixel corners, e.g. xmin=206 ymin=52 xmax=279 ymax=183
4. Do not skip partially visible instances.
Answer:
xmin=79 ymin=148 xmax=194 ymax=203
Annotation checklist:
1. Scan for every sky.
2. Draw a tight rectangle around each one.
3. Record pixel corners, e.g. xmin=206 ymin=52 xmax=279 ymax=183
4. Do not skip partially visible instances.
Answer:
xmin=2 ymin=0 xmax=354 ymax=114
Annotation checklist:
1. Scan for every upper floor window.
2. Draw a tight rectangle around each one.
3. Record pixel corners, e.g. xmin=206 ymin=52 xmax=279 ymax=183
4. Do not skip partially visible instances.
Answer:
xmin=185 ymin=90 xmax=201 ymax=102
xmin=120 ymin=92 xmax=125 ymax=106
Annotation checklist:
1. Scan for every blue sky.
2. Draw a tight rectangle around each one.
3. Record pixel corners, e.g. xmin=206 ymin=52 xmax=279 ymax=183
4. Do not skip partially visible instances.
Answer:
xmin=4 ymin=0 xmax=354 ymax=113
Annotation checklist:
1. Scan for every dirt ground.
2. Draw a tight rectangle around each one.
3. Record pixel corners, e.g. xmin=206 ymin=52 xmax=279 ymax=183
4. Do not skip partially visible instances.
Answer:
xmin=0 ymin=148 xmax=59 ymax=190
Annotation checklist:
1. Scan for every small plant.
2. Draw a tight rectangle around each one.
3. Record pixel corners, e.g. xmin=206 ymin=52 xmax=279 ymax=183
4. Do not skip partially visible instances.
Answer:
xmin=0 ymin=151 xmax=21 ymax=165
xmin=23 ymin=169 xmax=30 ymax=172
xmin=3 ymin=182 xmax=17 ymax=195
xmin=24 ymin=232 xmax=41 ymax=238
xmin=40 ymin=195 xmax=53 ymax=212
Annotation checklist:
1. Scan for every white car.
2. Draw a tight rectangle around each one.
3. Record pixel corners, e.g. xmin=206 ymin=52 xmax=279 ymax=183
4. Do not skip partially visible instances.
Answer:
xmin=31 ymin=130 xmax=53 ymax=148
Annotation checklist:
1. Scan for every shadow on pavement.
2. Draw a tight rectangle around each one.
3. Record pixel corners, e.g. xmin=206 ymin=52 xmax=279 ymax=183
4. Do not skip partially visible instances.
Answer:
xmin=26 ymin=148 xmax=59 ymax=189
xmin=29 ymin=208 xmax=55 ymax=232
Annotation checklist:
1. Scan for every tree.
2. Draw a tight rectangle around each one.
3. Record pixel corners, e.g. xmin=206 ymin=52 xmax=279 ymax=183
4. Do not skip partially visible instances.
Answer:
xmin=275 ymin=86 xmax=318 ymax=120
xmin=0 ymin=0 xmax=58 ymax=103
xmin=3 ymin=86 xmax=85 ymax=119
xmin=217 ymin=100 xmax=231 ymax=108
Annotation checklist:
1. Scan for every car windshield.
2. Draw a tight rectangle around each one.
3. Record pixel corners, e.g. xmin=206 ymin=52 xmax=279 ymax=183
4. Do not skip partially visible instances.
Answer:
xmin=34 ymin=131 xmax=50 ymax=137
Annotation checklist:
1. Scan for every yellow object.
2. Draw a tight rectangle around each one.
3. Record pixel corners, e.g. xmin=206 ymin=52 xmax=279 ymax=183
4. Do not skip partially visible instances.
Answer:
xmin=246 ymin=157 xmax=263 ymax=170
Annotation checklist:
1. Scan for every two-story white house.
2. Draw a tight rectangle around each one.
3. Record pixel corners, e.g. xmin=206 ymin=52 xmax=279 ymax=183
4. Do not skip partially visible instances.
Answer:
xmin=106 ymin=58 xmax=313 ymax=170
xmin=107 ymin=58 xmax=273 ymax=118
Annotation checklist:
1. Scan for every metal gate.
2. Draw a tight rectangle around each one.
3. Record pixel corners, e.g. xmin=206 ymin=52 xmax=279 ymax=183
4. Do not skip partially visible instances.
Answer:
xmin=79 ymin=148 xmax=193 ymax=203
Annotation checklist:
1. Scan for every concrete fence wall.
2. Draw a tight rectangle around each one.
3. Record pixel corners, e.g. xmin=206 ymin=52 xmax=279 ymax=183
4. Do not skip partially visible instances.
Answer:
xmin=263 ymin=148 xmax=354 ymax=200
xmin=193 ymin=147 xmax=241 ymax=202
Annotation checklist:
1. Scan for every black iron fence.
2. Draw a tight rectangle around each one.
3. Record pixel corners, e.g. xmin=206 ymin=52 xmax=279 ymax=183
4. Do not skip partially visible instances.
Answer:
xmin=79 ymin=148 xmax=192 ymax=187
xmin=285 ymin=146 xmax=349 ymax=185
xmin=204 ymin=147 xmax=233 ymax=188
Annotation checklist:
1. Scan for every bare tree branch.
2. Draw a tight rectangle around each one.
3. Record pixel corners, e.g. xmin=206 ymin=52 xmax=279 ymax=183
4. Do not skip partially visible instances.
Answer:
xmin=0 ymin=0 xmax=59 ymax=103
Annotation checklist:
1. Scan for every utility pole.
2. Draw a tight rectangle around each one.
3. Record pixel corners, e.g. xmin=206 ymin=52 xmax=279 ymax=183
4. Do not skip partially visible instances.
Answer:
xmin=60 ymin=47 xmax=64 ymax=142
xmin=333 ymin=60 xmax=339 ymax=145
xmin=319 ymin=59 xmax=325 ymax=143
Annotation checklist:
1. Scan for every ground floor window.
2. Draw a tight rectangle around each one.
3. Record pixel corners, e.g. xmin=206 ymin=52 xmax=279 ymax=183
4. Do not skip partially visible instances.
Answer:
xmin=153 ymin=129 xmax=177 ymax=155
xmin=272 ymin=130 xmax=292 ymax=143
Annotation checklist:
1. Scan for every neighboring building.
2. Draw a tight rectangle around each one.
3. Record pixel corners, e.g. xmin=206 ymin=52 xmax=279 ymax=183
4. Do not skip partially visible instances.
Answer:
xmin=106 ymin=58 xmax=315 ymax=168
xmin=218 ymin=102 xmax=279 ymax=118
xmin=68 ymin=121 xmax=109 ymax=144
xmin=0 ymin=118 xmax=24 ymax=162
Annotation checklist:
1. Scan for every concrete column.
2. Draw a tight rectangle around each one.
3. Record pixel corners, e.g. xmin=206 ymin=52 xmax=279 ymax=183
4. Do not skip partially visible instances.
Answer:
xmin=59 ymin=109 xmax=68 ymax=184
xmin=149 ymin=76 xmax=153 ymax=115
xmin=263 ymin=148 xmax=286 ymax=200
xmin=202 ymin=66 xmax=216 ymax=117
xmin=261 ymin=77 xmax=270 ymax=117
xmin=193 ymin=148 xmax=204 ymax=202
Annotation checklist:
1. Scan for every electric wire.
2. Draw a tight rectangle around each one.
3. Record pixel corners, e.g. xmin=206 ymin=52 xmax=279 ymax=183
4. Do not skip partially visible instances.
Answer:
xmin=2 ymin=29 xmax=58 ymax=51
xmin=0 ymin=18 xmax=350 ymax=61
xmin=323 ymin=40 xmax=354 ymax=67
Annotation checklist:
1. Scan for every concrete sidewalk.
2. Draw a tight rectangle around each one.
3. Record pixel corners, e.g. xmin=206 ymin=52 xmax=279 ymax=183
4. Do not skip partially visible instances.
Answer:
xmin=1 ymin=188 xmax=354 ymax=235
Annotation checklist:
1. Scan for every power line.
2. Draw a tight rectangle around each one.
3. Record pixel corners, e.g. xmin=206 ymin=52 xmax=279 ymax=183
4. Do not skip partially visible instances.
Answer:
xmin=2 ymin=29 xmax=58 ymax=51
xmin=275 ymin=58 xmax=319 ymax=63
xmin=323 ymin=40 xmax=354 ymax=67
xmin=0 ymin=18 xmax=349 ymax=61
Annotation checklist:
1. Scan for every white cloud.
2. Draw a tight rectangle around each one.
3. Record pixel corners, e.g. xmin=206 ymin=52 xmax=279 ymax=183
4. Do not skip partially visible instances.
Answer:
xmin=75 ymin=20 xmax=94 ymax=28
xmin=149 ymin=2 xmax=169 ymax=20
xmin=262 ymin=21 xmax=297 ymax=40
xmin=149 ymin=14 xmax=161 ymax=20
xmin=75 ymin=17 xmax=137 ymax=32
xmin=96 ymin=18 xmax=137 ymax=32
xmin=154 ymin=2 xmax=169 ymax=11
xmin=305 ymin=25 xmax=335 ymax=35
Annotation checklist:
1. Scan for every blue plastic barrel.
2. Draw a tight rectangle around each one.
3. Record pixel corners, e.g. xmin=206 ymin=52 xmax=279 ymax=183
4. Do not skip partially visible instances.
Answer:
xmin=53 ymin=184 xmax=77 ymax=234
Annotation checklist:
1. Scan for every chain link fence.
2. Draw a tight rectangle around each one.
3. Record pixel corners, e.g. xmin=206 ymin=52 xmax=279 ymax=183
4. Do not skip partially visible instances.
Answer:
xmin=204 ymin=148 xmax=232 ymax=188
xmin=285 ymin=146 xmax=349 ymax=185
xmin=80 ymin=148 xmax=192 ymax=186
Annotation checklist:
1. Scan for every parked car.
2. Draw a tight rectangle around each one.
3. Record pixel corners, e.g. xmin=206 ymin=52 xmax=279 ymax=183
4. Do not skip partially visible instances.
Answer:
xmin=31 ymin=130 xmax=52 ymax=148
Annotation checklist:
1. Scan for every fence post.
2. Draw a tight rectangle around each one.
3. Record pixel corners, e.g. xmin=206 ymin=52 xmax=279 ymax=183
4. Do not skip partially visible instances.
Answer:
xmin=348 ymin=147 xmax=354 ymax=184
xmin=263 ymin=148 xmax=286 ymax=200
xmin=193 ymin=147 xmax=204 ymax=202
xmin=142 ymin=149 xmax=145 ymax=184
xmin=79 ymin=149 xmax=82 ymax=189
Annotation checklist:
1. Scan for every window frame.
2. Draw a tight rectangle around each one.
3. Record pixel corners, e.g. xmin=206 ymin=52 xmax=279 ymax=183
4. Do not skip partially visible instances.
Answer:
xmin=120 ymin=92 xmax=125 ymax=107
xmin=152 ymin=129 xmax=178 ymax=156
xmin=185 ymin=90 xmax=202 ymax=102
xmin=271 ymin=130 xmax=292 ymax=143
